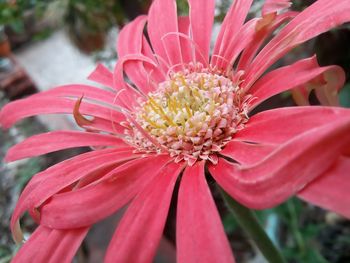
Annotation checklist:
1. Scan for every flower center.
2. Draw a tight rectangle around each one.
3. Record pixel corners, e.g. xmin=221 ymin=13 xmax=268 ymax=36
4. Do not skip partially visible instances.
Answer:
xmin=125 ymin=70 xmax=250 ymax=165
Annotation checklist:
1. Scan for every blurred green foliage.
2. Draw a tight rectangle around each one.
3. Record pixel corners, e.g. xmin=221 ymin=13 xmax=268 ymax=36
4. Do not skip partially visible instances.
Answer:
xmin=0 ymin=0 xmax=51 ymax=32
xmin=223 ymin=198 xmax=333 ymax=263
xmin=340 ymin=84 xmax=350 ymax=108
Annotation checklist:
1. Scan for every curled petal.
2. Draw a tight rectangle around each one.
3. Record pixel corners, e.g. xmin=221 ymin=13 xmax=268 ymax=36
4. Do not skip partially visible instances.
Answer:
xmin=292 ymin=65 xmax=345 ymax=106
xmin=113 ymin=54 xmax=160 ymax=109
xmin=118 ymin=16 xmax=162 ymax=93
xmin=248 ymin=56 xmax=345 ymax=109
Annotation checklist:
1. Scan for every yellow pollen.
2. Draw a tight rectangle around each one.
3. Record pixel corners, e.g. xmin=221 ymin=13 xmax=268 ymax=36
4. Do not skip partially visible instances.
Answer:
xmin=127 ymin=70 xmax=251 ymax=165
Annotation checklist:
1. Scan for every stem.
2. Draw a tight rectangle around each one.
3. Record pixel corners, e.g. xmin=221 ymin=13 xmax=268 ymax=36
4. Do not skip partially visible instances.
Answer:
xmin=286 ymin=200 xmax=305 ymax=255
xmin=220 ymin=189 xmax=287 ymax=263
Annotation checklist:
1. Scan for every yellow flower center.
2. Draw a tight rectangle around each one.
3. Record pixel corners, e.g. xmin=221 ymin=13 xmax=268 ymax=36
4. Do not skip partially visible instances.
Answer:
xmin=125 ymin=70 xmax=250 ymax=165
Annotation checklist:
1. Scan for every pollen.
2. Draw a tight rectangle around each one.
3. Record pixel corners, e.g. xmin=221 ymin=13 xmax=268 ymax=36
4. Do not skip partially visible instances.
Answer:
xmin=124 ymin=68 xmax=251 ymax=165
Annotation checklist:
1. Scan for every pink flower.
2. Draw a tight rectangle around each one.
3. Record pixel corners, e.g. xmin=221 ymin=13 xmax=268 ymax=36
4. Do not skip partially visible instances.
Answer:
xmin=1 ymin=0 xmax=350 ymax=262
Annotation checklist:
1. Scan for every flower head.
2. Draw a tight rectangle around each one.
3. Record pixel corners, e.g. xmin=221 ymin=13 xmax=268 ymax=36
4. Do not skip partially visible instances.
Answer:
xmin=1 ymin=0 xmax=350 ymax=262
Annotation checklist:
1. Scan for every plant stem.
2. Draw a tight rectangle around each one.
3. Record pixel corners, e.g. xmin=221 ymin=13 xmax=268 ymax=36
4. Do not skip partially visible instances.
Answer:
xmin=286 ymin=199 xmax=305 ymax=255
xmin=220 ymin=189 xmax=287 ymax=263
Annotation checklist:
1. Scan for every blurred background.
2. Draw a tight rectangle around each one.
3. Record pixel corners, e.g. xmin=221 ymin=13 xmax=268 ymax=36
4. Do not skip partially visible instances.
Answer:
xmin=0 ymin=0 xmax=349 ymax=262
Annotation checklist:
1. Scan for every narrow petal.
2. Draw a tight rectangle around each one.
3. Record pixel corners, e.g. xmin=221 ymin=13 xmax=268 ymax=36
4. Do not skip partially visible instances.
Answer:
xmin=148 ymin=0 xmax=182 ymax=67
xmin=87 ymin=64 xmax=114 ymax=87
xmin=178 ymin=16 xmax=193 ymax=64
xmin=31 ymin=84 xmax=117 ymax=103
xmin=244 ymin=0 xmax=350 ymax=89
xmin=248 ymin=56 xmax=345 ymax=109
xmin=40 ymin=155 xmax=173 ymax=229
xmin=105 ymin=161 xmax=183 ymax=263
xmin=113 ymin=54 xmax=160 ymax=109
xmin=12 ymin=226 xmax=88 ymax=263
xmin=237 ymin=11 xmax=298 ymax=71
xmin=212 ymin=0 xmax=253 ymax=66
xmin=298 ymin=156 xmax=350 ymax=219
xmin=236 ymin=106 xmax=348 ymax=144
xmin=219 ymin=18 xmax=259 ymax=70
xmin=177 ymin=162 xmax=235 ymax=263
xmin=47 ymin=227 xmax=89 ymax=263
xmin=0 ymin=96 xmax=125 ymax=129
xmin=5 ymin=130 xmax=127 ymax=162
xmin=117 ymin=15 xmax=147 ymax=57
xmin=210 ymin=114 xmax=350 ymax=209
xmin=262 ymin=0 xmax=291 ymax=16
xmin=12 ymin=226 xmax=51 ymax=263
xmin=141 ymin=35 xmax=165 ymax=83
xmin=82 ymin=117 xmax=125 ymax=134
xmin=11 ymin=148 xmax=136 ymax=239
xmin=117 ymin=16 xmax=158 ymax=93
xmin=187 ymin=0 xmax=215 ymax=64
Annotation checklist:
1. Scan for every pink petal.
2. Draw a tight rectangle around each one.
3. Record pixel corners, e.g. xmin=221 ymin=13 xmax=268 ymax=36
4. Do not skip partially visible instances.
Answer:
xmin=148 ymin=0 xmax=182 ymax=67
xmin=219 ymin=18 xmax=259 ymax=70
xmin=0 ymin=96 xmax=125 ymax=129
xmin=210 ymin=113 xmax=350 ymax=209
xmin=12 ymin=226 xmax=51 ymax=263
xmin=31 ymin=83 xmax=117 ymax=103
xmin=117 ymin=16 xmax=158 ymax=94
xmin=141 ymin=35 xmax=165 ymax=83
xmin=298 ymin=156 xmax=350 ymax=219
xmin=5 ymin=130 xmax=127 ymax=162
xmin=117 ymin=15 xmax=147 ymax=57
xmin=82 ymin=117 xmax=125 ymax=134
xmin=187 ymin=0 xmax=215 ymax=64
xmin=177 ymin=162 xmax=235 ymax=263
xmin=212 ymin=0 xmax=253 ymax=66
xmin=12 ymin=226 xmax=88 ymax=263
xmin=221 ymin=140 xmax=275 ymax=165
xmin=40 ymin=155 xmax=173 ymax=229
xmin=237 ymin=11 xmax=298 ymax=71
xmin=244 ymin=0 xmax=350 ymax=89
xmin=248 ymin=56 xmax=345 ymax=109
xmin=87 ymin=64 xmax=114 ymax=87
xmin=113 ymin=54 xmax=160 ymax=108
xmin=236 ymin=106 xmax=348 ymax=144
xmin=11 ymin=148 xmax=136 ymax=239
xmin=262 ymin=0 xmax=292 ymax=16
xmin=178 ymin=16 xmax=193 ymax=64
xmin=105 ymin=161 xmax=183 ymax=263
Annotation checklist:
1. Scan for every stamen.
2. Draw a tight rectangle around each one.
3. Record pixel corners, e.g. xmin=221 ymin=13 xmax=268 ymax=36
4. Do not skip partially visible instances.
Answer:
xmin=124 ymin=65 xmax=251 ymax=165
